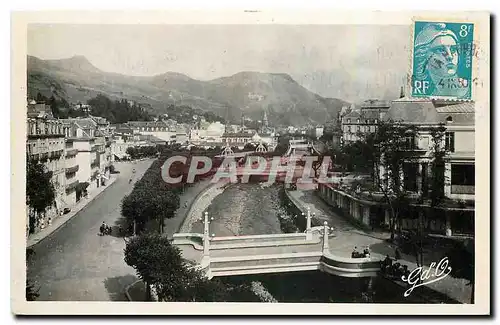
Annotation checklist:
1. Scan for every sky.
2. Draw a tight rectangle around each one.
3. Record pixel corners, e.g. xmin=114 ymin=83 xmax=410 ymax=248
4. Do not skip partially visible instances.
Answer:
xmin=28 ymin=24 xmax=411 ymax=103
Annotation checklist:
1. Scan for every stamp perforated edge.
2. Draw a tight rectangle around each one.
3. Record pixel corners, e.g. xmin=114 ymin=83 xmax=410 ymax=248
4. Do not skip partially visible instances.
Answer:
xmin=407 ymin=16 xmax=481 ymax=103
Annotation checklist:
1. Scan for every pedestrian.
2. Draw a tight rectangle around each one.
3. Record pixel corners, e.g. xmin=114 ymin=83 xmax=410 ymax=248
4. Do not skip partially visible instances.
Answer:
xmin=363 ymin=246 xmax=370 ymax=258
xmin=395 ymin=247 xmax=402 ymax=260
xmin=352 ymin=246 xmax=359 ymax=258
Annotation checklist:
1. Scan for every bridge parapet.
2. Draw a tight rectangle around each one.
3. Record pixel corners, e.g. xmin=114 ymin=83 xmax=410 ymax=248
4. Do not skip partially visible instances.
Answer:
xmin=172 ymin=210 xmax=380 ymax=279
xmin=320 ymin=253 xmax=381 ymax=278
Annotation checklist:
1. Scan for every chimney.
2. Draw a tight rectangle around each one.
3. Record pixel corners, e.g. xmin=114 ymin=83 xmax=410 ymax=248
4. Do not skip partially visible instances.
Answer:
xmin=400 ymin=86 xmax=405 ymax=98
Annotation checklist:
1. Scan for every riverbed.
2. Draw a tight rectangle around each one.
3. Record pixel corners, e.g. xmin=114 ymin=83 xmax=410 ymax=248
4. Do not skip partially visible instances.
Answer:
xmin=190 ymin=183 xmax=283 ymax=236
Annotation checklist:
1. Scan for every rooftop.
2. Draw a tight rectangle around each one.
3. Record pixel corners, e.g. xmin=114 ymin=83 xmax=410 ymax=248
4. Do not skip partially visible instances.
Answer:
xmin=384 ymin=99 xmax=475 ymax=125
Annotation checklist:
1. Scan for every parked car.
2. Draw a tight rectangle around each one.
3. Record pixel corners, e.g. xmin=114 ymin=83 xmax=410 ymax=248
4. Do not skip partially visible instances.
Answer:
xmin=63 ymin=207 xmax=71 ymax=215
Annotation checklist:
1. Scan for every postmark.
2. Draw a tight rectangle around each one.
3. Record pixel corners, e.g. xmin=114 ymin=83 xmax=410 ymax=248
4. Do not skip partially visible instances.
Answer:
xmin=410 ymin=20 xmax=475 ymax=100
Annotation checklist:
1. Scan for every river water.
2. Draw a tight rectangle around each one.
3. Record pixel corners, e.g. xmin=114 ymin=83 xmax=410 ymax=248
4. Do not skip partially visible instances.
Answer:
xmin=200 ymin=183 xmax=429 ymax=304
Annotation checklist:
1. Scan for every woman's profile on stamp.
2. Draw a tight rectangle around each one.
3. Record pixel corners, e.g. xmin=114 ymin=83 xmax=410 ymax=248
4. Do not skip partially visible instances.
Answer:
xmin=412 ymin=22 xmax=473 ymax=99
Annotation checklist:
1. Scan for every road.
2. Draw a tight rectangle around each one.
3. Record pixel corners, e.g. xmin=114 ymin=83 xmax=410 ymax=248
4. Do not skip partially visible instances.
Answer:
xmin=26 ymin=159 xmax=153 ymax=301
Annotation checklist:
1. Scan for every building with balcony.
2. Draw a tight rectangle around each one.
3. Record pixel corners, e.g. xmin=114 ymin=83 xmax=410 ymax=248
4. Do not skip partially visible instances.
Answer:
xmin=64 ymin=141 xmax=79 ymax=206
xmin=26 ymin=104 xmax=70 ymax=234
xmin=317 ymin=98 xmax=475 ymax=237
xmin=341 ymin=99 xmax=390 ymax=143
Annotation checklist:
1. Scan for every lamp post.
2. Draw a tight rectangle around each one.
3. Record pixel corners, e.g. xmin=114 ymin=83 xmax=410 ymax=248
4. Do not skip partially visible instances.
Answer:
xmin=305 ymin=207 xmax=312 ymax=240
xmin=203 ymin=211 xmax=214 ymax=257
xmin=323 ymin=221 xmax=329 ymax=252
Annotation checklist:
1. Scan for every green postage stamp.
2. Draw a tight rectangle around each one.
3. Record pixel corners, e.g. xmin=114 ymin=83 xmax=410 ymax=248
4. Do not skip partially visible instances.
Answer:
xmin=411 ymin=20 xmax=475 ymax=100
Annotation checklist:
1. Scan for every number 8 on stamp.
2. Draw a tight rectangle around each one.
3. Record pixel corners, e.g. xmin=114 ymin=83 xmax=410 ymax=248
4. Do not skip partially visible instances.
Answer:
xmin=411 ymin=21 xmax=474 ymax=100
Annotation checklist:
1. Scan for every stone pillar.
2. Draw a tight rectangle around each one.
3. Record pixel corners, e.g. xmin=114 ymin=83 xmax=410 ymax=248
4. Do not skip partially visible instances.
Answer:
xmin=385 ymin=209 xmax=390 ymax=226
xmin=203 ymin=211 xmax=210 ymax=257
xmin=305 ymin=207 xmax=312 ymax=240
xmin=444 ymin=162 xmax=452 ymax=197
xmin=322 ymin=221 xmax=329 ymax=252
xmin=417 ymin=163 xmax=423 ymax=195
xmin=362 ymin=206 xmax=370 ymax=226
xmin=445 ymin=211 xmax=452 ymax=236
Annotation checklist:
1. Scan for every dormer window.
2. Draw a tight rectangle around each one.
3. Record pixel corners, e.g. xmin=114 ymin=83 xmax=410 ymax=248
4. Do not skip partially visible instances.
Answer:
xmin=347 ymin=119 xmax=351 ymax=124
xmin=357 ymin=119 xmax=360 ymax=123
xmin=446 ymin=116 xmax=453 ymax=123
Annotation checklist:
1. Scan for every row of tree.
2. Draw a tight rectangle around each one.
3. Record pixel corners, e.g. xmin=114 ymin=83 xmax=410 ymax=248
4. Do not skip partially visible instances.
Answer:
xmin=125 ymin=146 xmax=159 ymax=160
xmin=35 ymin=93 xmax=82 ymax=119
xmin=87 ymin=94 xmax=152 ymax=124
xmin=121 ymin=148 xmax=260 ymax=301
xmin=163 ymin=104 xmax=225 ymax=125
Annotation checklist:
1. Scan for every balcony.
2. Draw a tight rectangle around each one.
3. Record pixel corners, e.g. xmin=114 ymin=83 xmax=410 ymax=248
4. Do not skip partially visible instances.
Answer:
xmin=451 ymin=185 xmax=475 ymax=195
xmin=65 ymin=149 xmax=78 ymax=157
xmin=65 ymin=180 xmax=79 ymax=192
xmin=65 ymin=165 xmax=79 ymax=175
xmin=49 ymin=150 xmax=64 ymax=159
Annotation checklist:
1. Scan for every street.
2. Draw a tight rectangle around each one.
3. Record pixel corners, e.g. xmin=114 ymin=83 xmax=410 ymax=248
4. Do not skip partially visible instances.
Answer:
xmin=26 ymin=159 xmax=153 ymax=301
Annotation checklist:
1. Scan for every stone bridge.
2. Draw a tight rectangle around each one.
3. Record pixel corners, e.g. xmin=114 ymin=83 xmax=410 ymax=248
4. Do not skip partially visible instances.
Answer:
xmin=172 ymin=210 xmax=381 ymax=279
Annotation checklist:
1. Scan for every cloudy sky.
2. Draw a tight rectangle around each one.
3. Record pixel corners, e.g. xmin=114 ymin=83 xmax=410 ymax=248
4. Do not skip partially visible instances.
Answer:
xmin=28 ymin=24 xmax=411 ymax=102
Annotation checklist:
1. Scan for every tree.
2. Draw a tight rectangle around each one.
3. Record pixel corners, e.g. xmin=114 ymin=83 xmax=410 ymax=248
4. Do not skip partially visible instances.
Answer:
xmin=26 ymin=249 xmax=39 ymax=301
xmin=365 ymin=120 xmax=419 ymax=242
xmin=121 ymin=154 xmax=180 ymax=234
xmin=429 ymin=125 xmax=448 ymax=205
xmin=26 ymin=158 xmax=55 ymax=233
xmin=124 ymin=234 xmax=228 ymax=301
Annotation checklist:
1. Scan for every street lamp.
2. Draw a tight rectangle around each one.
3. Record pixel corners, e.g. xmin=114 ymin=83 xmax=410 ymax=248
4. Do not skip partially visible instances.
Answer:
xmin=322 ymin=221 xmax=329 ymax=252
xmin=305 ymin=207 xmax=312 ymax=240
xmin=203 ymin=212 xmax=215 ymax=257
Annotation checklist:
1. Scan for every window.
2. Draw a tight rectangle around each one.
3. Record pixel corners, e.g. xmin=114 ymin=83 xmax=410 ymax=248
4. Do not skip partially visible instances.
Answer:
xmin=404 ymin=134 xmax=417 ymax=150
xmin=357 ymin=119 xmax=360 ymax=123
xmin=451 ymin=164 xmax=475 ymax=186
xmin=403 ymin=163 xmax=418 ymax=192
xmin=445 ymin=132 xmax=455 ymax=152
xmin=348 ymin=126 xmax=352 ymax=133
xmin=375 ymin=119 xmax=378 ymax=124
xmin=347 ymin=119 xmax=351 ymax=124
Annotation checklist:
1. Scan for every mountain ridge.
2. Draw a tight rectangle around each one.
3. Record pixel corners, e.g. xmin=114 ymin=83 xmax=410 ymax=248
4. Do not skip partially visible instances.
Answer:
xmin=27 ymin=55 xmax=349 ymax=126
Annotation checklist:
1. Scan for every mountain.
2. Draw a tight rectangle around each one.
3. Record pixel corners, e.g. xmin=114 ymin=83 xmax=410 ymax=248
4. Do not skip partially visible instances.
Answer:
xmin=27 ymin=55 xmax=349 ymax=126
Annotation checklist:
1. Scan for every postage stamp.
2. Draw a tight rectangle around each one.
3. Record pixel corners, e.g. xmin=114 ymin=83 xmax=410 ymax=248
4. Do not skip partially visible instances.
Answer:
xmin=411 ymin=20 xmax=475 ymax=100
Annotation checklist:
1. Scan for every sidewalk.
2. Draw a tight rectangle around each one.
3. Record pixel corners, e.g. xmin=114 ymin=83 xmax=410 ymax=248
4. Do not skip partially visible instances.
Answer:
xmin=27 ymin=174 xmax=119 ymax=248
xmin=288 ymin=188 xmax=472 ymax=304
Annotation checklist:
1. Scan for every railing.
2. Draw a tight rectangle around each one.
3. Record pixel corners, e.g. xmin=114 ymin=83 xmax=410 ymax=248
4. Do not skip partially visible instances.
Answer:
xmin=451 ymin=185 xmax=475 ymax=195
xmin=65 ymin=149 xmax=78 ymax=157
xmin=65 ymin=180 xmax=79 ymax=192
xmin=65 ymin=165 xmax=79 ymax=174
xmin=49 ymin=150 xmax=64 ymax=159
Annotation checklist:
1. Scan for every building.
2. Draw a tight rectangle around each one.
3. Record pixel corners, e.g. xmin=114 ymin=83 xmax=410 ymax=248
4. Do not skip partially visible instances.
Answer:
xmin=123 ymin=120 xmax=189 ymax=145
xmin=384 ymin=98 xmax=475 ymax=202
xmin=189 ymin=121 xmax=226 ymax=145
xmin=341 ymin=99 xmax=390 ymax=143
xmin=221 ymin=131 xmax=256 ymax=149
xmin=26 ymin=102 xmax=69 ymax=234
xmin=318 ymin=98 xmax=475 ymax=236
xmin=61 ymin=116 xmax=112 ymax=192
